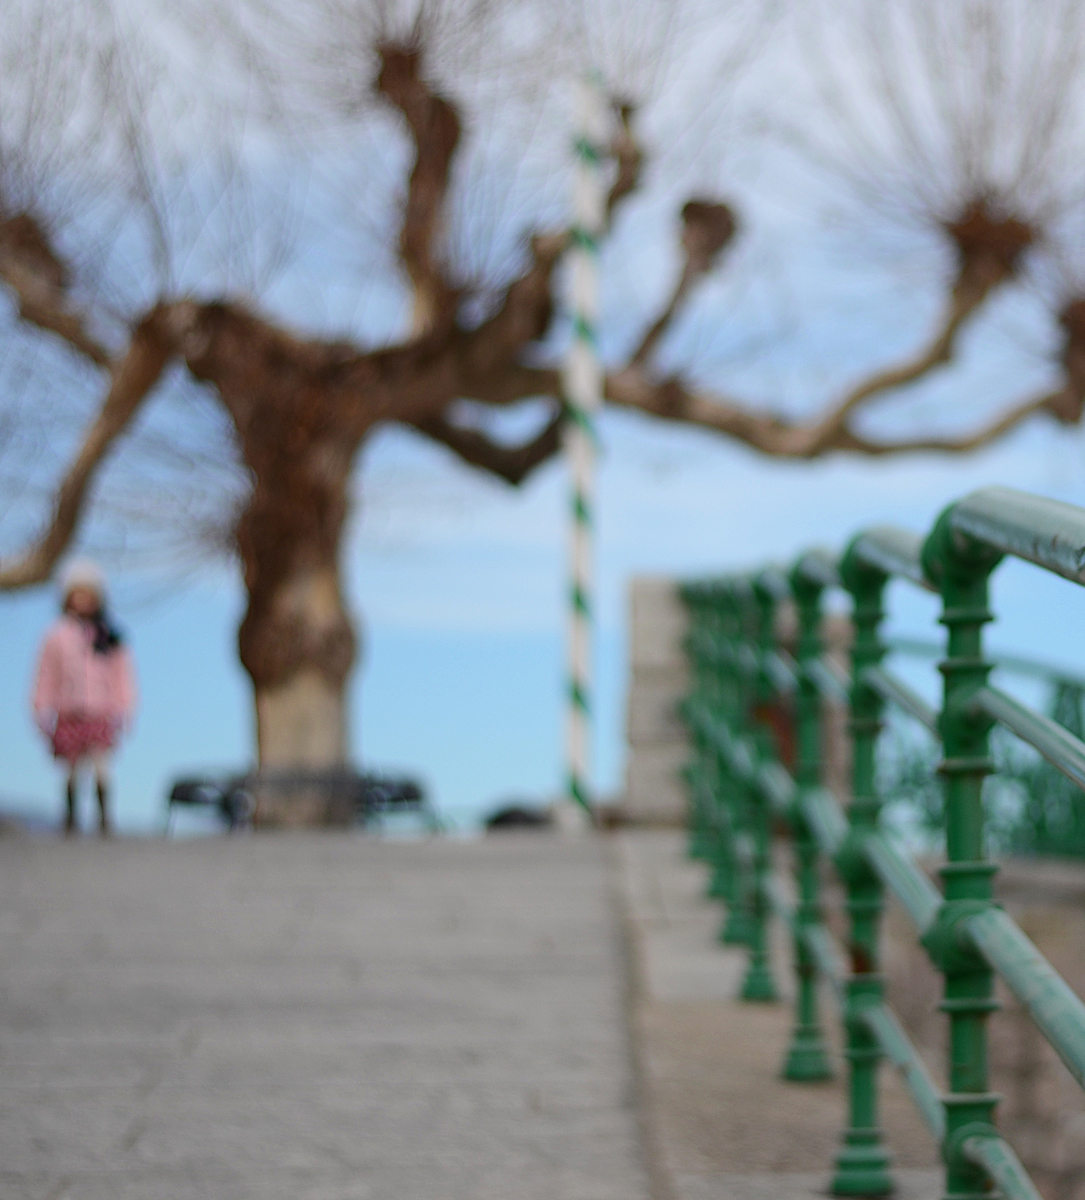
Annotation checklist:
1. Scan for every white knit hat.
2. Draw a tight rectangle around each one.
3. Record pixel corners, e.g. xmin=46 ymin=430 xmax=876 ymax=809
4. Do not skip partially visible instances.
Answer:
xmin=59 ymin=558 xmax=106 ymax=601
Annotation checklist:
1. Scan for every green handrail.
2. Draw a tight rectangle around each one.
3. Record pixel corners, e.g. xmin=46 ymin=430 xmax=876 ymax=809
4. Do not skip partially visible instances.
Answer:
xmin=850 ymin=526 xmax=933 ymax=590
xmin=802 ymin=925 xmax=847 ymax=999
xmin=973 ymin=684 xmax=1085 ymax=791
xmin=678 ymin=483 xmax=1085 ymax=1200
xmin=795 ymin=547 xmax=841 ymax=588
xmin=807 ymin=656 xmax=850 ymax=705
xmin=965 ymin=906 xmax=1085 ymax=1090
xmin=862 ymin=831 xmax=941 ymax=935
xmin=800 ymin=787 xmax=847 ymax=856
xmin=950 ymin=485 xmax=1085 ymax=583
xmin=862 ymin=666 xmax=938 ymax=734
xmin=960 ymin=1133 xmax=1043 ymax=1200
xmin=759 ymin=761 xmax=796 ymax=816
xmin=858 ymin=1003 xmax=944 ymax=1139
xmin=765 ymin=650 xmax=798 ymax=694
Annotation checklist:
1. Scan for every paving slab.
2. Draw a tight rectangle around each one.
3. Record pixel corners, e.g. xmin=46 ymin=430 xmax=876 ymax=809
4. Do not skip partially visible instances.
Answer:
xmin=0 ymin=833 xmax=651 ymax=1200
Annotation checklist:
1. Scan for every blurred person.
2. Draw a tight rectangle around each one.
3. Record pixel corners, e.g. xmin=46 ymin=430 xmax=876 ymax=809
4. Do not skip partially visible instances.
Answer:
xmin=32 ymin=561 xmax=136 ymax=835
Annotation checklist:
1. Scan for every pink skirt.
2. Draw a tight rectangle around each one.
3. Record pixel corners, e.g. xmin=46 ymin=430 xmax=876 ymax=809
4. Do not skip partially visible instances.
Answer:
xmin=52 ymin=713 xmax=116 ymax=764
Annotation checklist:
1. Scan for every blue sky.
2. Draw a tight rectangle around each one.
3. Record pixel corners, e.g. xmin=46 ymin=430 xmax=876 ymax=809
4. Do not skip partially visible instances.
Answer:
xmin=5 ymin=1 xmax=1085 ymax=831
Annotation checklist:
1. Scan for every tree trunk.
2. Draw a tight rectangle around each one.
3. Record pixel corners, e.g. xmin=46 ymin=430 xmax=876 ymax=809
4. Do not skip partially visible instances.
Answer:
xmin=175 ymin=304 xmax=379 ymax=826
xmin=255 ymin=663 xmax=348 ymax=771
xmin=235 ymin=441 xmax=360 ymax=827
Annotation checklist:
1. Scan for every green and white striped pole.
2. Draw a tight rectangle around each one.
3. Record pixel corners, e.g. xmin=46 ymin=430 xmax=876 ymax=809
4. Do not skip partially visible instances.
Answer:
xmin=563 ymin=76 xmax=609 ymax=820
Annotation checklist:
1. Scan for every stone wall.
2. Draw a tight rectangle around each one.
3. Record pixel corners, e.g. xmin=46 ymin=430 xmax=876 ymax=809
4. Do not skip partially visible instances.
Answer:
xmin=624 ymin=577 xmax=690 ymax=824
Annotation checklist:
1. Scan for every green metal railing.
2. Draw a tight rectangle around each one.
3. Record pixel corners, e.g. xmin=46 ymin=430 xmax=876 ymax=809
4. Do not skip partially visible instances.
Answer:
xmin=680 ymin=485 xmax=1085 ymax=1200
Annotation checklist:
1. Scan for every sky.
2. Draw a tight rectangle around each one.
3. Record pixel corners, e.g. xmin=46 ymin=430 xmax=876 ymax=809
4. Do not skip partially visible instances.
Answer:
xmin=5 ymin=410 xmax=1085 ymax=834
xmin=5 ymin=1 xmax=1085 ymax=832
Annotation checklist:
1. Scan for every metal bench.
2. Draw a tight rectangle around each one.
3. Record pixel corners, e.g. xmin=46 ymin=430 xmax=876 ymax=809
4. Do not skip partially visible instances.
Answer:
xmin=166 ymin=770 xmax=437 ymax=833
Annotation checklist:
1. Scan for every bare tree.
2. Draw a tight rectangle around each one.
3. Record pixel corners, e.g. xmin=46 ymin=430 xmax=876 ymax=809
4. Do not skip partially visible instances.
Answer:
xmin=3 ymin=0 xmax=1085 ymax=822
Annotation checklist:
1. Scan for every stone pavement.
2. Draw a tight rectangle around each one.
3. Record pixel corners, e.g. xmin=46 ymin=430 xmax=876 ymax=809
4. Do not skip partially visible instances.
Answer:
xmin=0 ymin=828 xmax=949 ymax=1200
xmin=0 ymin=833 xmax=651 ymax=1200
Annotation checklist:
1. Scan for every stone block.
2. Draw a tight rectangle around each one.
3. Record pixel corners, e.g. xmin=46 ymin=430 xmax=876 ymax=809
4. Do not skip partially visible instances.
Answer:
xmin=624 ymin=742 xmax=689 ymax=825
xmin=626 ymin=667 xmax=689 ymax=746
xmin=629 ymin=578 xmax=689 ymax=670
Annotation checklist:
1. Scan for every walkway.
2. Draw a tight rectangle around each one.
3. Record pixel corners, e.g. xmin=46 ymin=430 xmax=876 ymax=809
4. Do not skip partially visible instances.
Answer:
xmin=0 ymin=833 xmax=650 ymax=1200
xmin=0 ymin=828 xmax=947 ymax=1199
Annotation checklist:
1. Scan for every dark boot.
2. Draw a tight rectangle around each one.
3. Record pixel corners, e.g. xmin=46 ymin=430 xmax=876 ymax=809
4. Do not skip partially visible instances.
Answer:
xmin=97 ymin=780 xmax=111 ymax=836
xmin=64 ymin=778 xmax=77 ymax=835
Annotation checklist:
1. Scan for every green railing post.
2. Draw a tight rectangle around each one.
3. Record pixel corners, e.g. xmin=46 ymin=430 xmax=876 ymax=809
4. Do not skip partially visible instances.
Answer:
xmin=698 ymin=584 xmax=725 ymax=870
xmin=739 ymin=575 xmax=781 ymax=1002
xmin=679 ymin=584 xmax=714 ymax=862
xmin=922 ymin=509 xmax=1004 ymax=1200
xmin=705 ymin=584 xmax=737 ymax=902
xmin=832 ymin=543 xmax=893 ymax=1195
xmin=682 ymin=581 xmax=729 ymax=878
xmin=782 ymin=561 xmax=834 ymax=1080
xmin=720 ymin=580 xmax=755 ymax=946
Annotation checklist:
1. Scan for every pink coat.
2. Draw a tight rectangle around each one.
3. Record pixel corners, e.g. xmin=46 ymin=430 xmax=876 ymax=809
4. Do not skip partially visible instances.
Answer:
xmin=32 ymin=616 xmax=137 ymax=732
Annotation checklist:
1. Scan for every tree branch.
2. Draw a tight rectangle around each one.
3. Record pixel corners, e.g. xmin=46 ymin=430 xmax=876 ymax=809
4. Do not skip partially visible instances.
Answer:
xmin=605 ymin=102 xmax=644 ymax=218
xmin=455 ymin=233 xmax=567 ymax=388
xmin=375 ymin=43 xmax=460 ymax=336
xmin=446 ymin=95 xmax=644 ymax=397
xmin=800 ymin=199 xmax=1038 ymax=453
xmin=615 ymin=193 xmax=1041 ymax=456
xmin=797 ymin=286 xmax=985 ymax=452
xmin=457 ymin=362 xmax=561 ymax=407
xmin=603 ymin=366 xmax=1062 ymax=459
xmin=411 ymin=405 xmax=563 ymax=485
xmin=0 ymin=213 xmax=112 ymax=366
xmin=838 ymin=389 xmax=1069 ymax=456
xmin=0 ymin=304 xmax=185 ymax=589
xmin=631 ymin=199 xmax=736 ymax=369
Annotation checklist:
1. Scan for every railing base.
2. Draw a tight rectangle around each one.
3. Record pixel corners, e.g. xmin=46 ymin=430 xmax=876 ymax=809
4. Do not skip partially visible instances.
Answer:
xmin=782 ymin=1028 xmax=834 ymax=1081
xmin=706 ymin=861 xmax=731 ymax=898
xmin=831 ymin=1132 xmax=893 ymax=1197
xmin=688 ymin=829 xmax=712 ymax=861
xmin=719 ymin=908 xmax=752 ymax=945
xmin=740 ymin=962 xmax=778 ymax=1002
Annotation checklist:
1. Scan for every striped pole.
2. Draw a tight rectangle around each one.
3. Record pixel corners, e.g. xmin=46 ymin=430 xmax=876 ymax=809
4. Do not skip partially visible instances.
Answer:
xmin=563 ymin=76 xmax=609 ymax=816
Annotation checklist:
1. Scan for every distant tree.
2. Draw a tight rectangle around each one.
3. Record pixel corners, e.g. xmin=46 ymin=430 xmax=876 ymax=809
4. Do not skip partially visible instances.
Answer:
xmin=3 ymin=0 xmax=1085 ymax=820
